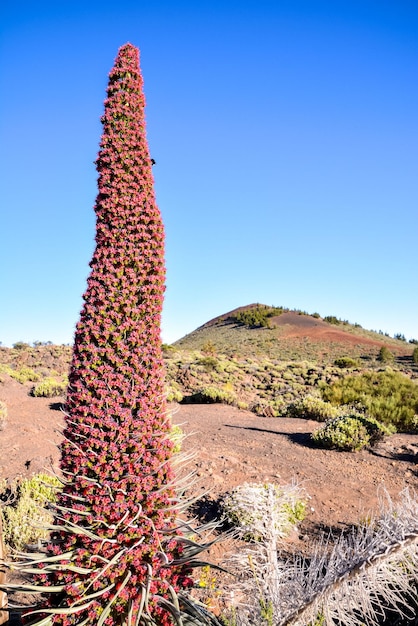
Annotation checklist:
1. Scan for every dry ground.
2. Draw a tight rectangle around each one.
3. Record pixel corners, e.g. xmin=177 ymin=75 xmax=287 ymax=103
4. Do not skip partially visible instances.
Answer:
xmin=1 ymin=374 xmax=418 ymax=622
xmin=1 ymin=375 xmax=417 ymax=543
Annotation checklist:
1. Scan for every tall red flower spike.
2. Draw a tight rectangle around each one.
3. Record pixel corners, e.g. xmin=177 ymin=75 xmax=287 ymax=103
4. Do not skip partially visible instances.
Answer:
xmin=18 ymin=44 xmax=218 ymax=626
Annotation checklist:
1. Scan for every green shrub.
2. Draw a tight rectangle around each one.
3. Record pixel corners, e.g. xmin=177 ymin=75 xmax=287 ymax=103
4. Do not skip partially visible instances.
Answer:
xmin=286 ymin=395 xmax=341 ymax=421
xmin=2 ymin=473 xmax=62 ymax=551
xmin=201 ymin=340 xmax=217 ymax=356
xmin=168 ymin=424 xmax=183 ymax=454
xmin=166 ymin=382 xmax=184 ymax=403
xmin=198 ymin=355 xmax=220 ymax=371
xmin=32 ymin=376 xmax=68 ymax=397
xmin=378 ymin=346 xmax=394 ymax=363
xmin=0 ymin=364 xmax=13 ymax=376
xmin=235 ymin=308 xmax=271 ymax=328
xmin=322 ymin=370 xmax=418 ymax=431
xmin=222 ymin=482 xmax=306 ymax=542
xmin=0 ymin=400 xmax=7 ymax=430
xmin=12 ymin=341 xmax=30 ymax=350
xmin=334 ymin=357 xmax=359 ymax=369
xmin=413 ymin=347 xmax=418 ymax=365
xmin=189 ymin=385 xmax=236 ymax=405
xmin=324 ymin=315 xmax=340 ymax=325
xmin=311 ymin=413 xmax=394 ymax=451
xmin=230 ymin=305 xmax=283 ymax=329
xmin=10 ymin=366 xmax=41 ymax=384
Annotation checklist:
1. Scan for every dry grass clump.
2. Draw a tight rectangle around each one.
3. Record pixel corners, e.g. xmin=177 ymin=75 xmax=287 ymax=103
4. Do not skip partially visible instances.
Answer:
xmin=222 ymin=482 xmax=307 ymax=543
xmin=222 ymin=488 xmax=418 ymax=626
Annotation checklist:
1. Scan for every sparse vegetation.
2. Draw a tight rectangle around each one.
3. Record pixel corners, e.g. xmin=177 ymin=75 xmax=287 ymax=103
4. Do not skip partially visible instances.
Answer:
xmin=0 ymin=344 xmax=72 ymax=378
xmin=174 ymin=304 xmax=411 ymax=366
xmin=163 ymin=335 xmax=417 ymax=424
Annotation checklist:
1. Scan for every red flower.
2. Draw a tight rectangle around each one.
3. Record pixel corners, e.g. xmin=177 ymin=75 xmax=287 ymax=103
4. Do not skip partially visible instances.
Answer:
xmin=36 ymin=43 xmax=195 ymax=626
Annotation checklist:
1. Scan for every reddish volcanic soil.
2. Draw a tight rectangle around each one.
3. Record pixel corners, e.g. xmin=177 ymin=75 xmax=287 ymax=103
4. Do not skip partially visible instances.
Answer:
xmin=271 ymin=312 xmax=400 ymax=348
xmin=1 ymin=376 xmax=417 ymax=543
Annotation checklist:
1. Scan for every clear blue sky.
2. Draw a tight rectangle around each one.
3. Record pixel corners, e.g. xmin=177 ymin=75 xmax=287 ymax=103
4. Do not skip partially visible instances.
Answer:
xmin=1 ymin=0 xmax=417 ymax=346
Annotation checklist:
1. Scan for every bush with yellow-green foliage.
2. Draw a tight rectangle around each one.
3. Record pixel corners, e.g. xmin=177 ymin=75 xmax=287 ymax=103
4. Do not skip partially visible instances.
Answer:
xmin=201 ymin=340 xmax=217 ymax=356
xmin=334 ymin=356 xmax=359 ymax=369
xmin=188 ymin=385 xmax=236 ymax=405
xmin=286 ymin=394 xmax=341 ymax=421
xmin=413 ymin=346 xmax=418 ymax=365
xmin=378 ymin=346 xmax=394 ymax=363
xmin=0 ymin=400 xmax=7 ymax=430
xmin=165 ymin=381 xmax=184 ymax=403
xmin=198 ymin=355 xmax=223 ymax=372
xmin=1 ymin=473 xmax=62 ymax=551
xmin=311 ymin=413 xmax=395 ymax=451
xmin=31 ymin=376 xmax=68 ymax=397
xmin=168 ymin=424 xmax=184 ymax=454
xmin=0 ymin=365 xmax=42 ymax=384
xmin=322 ymin=369 xmax=418 ymax=432
xmin=0 ymin=364 xmax=16 ymax=377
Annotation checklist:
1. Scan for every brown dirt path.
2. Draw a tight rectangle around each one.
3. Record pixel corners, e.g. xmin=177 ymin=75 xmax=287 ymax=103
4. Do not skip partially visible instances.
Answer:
xmin=0 ymin=377 xmax=64 ymax=481
xmin=172 ymin=403 xmax=418 ymax=536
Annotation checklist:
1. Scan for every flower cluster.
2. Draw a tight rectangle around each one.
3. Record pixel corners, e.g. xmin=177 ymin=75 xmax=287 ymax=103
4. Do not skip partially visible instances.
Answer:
xmin=35 ymin=44 xmax=195 ymax=626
